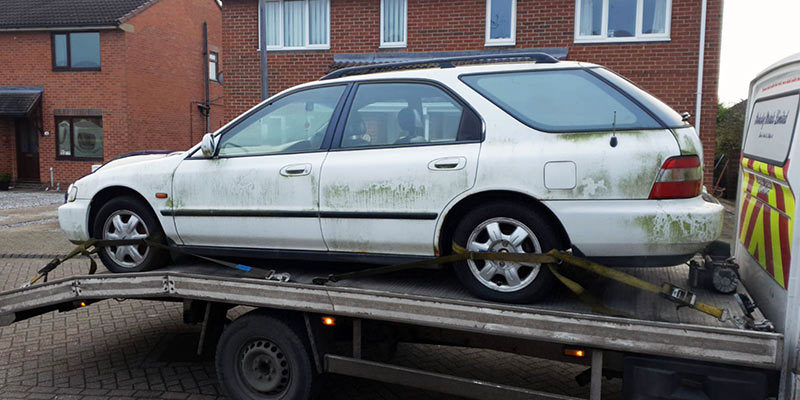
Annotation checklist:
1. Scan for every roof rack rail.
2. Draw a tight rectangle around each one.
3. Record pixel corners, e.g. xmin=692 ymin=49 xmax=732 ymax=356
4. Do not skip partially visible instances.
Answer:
xmin=320 ymin=52 xmax=559 ymax=80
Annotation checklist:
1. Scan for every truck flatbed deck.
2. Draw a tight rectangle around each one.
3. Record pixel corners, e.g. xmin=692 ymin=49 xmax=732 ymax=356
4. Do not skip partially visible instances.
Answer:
xmin=0 ymin=259 xmax=783 ymax=371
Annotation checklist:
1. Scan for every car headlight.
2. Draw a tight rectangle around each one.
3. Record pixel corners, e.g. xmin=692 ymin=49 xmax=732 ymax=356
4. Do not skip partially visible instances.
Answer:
xmin=67 ymin=184 xmax=78 ymax=202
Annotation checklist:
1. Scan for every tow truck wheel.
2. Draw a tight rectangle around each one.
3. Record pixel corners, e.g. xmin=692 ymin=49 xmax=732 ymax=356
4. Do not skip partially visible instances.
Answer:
xmin=93 ymin=196 xmax=168 ymax=273
xmin=451 ymin=202 xmax=559 ymax=303
xmin=216 ymin=311 xmax=317 ymax=400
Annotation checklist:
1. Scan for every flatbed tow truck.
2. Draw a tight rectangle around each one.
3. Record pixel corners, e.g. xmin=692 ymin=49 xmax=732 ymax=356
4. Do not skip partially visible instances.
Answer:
xmin=0 ymin=246 xmax=787 ymax=400
xmin=4 ymin=55 xmax=800 ymax=400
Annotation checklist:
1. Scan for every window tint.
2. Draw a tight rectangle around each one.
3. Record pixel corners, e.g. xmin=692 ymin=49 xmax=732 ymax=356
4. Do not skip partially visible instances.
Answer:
xmin=53 ymin=34 xmax=68 ymax=67
xmin=608 ymin=0 xmax=637 ymax=38
xmin=340 ymin=83 xmax=474 ymax=148
xmin=461 ymin=69 xmax=661 ymax=132
xmin=486 ymin=0 xmax=516 ymax=44
xmin=52 ymin=32 xmax=100 ymax=70
xmin=56 ymin=117 xmax=103 ymax=159
xmin=70 ymin=33 xmax=101 ymax=68
xmin=218 ymin=85 xmax=344 ymax=156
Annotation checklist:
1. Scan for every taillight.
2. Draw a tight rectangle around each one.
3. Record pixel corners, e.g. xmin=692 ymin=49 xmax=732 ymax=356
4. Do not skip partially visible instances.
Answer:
xmin=649 ymin=156 xmax=702 ymax=199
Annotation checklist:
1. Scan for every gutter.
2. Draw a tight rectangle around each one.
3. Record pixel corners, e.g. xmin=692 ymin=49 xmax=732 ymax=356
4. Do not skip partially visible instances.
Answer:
xmin=694 ymin=0 xmax=708 ymax=136
xmin=0 ymin=25 xmax=118 ymax=32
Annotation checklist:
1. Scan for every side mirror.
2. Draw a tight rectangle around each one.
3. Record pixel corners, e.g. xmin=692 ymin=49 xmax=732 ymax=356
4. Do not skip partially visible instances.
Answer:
xmin=200 ymin=133 xmax=216 ymax=158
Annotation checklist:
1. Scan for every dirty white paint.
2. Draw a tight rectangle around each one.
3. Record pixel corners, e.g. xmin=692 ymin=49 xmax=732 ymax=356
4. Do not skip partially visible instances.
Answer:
xmin=58 ymin=61 xmax=722 ymax=267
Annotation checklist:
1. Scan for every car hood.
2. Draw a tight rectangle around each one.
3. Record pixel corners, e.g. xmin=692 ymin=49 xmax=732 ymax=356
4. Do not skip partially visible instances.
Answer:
xmin=94 ymin=151 xmax=185 ymax=173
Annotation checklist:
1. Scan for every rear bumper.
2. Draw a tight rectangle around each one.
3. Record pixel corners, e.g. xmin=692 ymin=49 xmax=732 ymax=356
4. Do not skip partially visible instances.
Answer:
xmin=58 ymin=199 xmax=91 ymax=242
xmin=545 ymin=196 xmax=724 ymax=267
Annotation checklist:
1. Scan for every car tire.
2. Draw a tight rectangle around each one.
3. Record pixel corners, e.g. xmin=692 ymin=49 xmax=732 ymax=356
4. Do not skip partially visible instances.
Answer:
xmin=92 ymin=196 xmax=168 ymax=273
xmin=450 ymin=202 xmax=562 ymax=303
xmin=216 ymin=310 xmax=318 ymax=400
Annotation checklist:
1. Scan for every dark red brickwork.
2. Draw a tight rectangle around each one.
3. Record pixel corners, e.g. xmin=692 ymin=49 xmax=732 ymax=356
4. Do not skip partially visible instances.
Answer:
xmin=0 ymin=0 xmax=223 ymax=186
xmin=222 ymin=0 xmax=722 ymax=184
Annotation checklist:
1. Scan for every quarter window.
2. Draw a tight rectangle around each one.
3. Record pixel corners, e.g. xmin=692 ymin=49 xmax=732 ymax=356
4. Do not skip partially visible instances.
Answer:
xmin=56 ymin=117 xmax=103 ymax=160
xmin=340 ymin=83 xmax=480 ymax=149
xmin=575 ymin=0 xmax=670 ymax=43
xmin=263 ymin=0 xmax=330 ymax=50
xmin=461 ymin=69 xmax=661 ymax=132
xmin=52 ymin=32 xmax=101 ymax=70
xmin=218 ymin=85 xmax=345 ymax=156
xmin=380 ymin=0 xmax=407 ymax=48
xmin=485 ymin=0 xmax=516 ymax=46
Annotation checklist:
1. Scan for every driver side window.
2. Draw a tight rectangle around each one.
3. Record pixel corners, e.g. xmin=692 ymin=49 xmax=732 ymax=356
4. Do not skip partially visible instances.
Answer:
xmin=340 ymin=82 xmax=473 ymax=148
xmin=218 ymin=85 xmax=345 ymax=157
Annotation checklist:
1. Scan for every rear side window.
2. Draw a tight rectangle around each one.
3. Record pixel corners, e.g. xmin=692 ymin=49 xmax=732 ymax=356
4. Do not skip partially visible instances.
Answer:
xmin=743 ymin=93 xmax=800 ymax=166
xmin=460 ymin=69 xmax=661 ymax=132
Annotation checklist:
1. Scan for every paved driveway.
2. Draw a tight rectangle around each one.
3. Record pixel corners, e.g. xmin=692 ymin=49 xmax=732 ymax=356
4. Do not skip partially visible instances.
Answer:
xmin=0 ymin=190 xmax=622 ymax=399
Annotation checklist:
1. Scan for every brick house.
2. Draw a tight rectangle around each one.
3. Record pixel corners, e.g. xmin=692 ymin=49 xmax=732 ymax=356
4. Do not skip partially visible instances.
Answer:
xmin=0 ymin=0 xmax=225 ymax=186
xmin=222 ymin=0 xmax=721 ymax=184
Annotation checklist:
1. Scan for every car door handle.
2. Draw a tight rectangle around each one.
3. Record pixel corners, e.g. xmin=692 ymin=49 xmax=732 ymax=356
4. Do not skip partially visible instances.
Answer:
xmin=428 ymin=157 xmax=466 ymax=171
xmin=280 ymin=163 xmax=312 ymax=176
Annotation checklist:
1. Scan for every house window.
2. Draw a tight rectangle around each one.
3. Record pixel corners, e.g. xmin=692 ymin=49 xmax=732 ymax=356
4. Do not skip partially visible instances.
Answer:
xmin=575 ymin=0 xmax=671 ymax=43
xmin=262 ymin=0 xmax=330 ymax=50
xmin=485 ymin=0 xmax=516 ymax=46
xmin=56 ymin=117 xmax=103 ymax=160
xmin=380 ymin=0 xmax=407 ymax=48
xmin=209 ymin=51 xmax=219 ymax=81
xmin=52 ymin=32 xmax=101 ymax=70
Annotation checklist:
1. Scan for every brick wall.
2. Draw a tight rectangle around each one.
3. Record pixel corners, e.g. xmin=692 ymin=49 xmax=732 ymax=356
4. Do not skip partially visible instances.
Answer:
xmin=0 ymin=0 xmax=223 ymax=186
xmin=222 ymin=0 xmax=722 ymax=184
xmin=0 ymin=119 xmax=16 ymax=178
xmin=125 ymin=0 xmax=225 ymax=152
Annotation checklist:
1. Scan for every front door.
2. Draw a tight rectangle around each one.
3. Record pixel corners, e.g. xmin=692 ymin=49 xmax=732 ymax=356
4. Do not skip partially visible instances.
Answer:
xmin=319 ymin=81 xmax=482 ymax=256
xmin=15 ymin=118 xmax=39 ymax=181
xmin=170 ymin=84 xmax=347 ymax=250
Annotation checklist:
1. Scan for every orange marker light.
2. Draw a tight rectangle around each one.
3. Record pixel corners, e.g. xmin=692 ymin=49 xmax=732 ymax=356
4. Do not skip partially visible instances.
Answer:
xmin=155 ymin=193 xmax=168 ymax=199
xmin=321 ymin=316 xmax=336 ymax=326
xmin=80 ymin=302 xmax=87 ymax=307
xmin=564 ymin=348 xmax=585 ymax=358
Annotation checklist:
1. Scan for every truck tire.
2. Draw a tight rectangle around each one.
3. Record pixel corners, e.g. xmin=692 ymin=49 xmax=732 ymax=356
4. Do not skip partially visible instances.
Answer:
xmin=216 ymin=310 xmax=317 ymax=400
xmin=450 ymin=202 xmax=561 ymax=303
xmin=92 ymin=196 xmax=168 ymax=273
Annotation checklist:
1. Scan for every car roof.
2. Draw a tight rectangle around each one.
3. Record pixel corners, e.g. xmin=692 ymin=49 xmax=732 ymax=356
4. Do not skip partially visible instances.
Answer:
xmin=294 ymin=60 xmax=596 ymax=89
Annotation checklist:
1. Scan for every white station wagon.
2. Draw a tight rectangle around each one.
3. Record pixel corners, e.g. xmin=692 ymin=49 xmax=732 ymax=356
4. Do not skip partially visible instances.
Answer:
xmin=58 ymin=54 xmax=724 ymax=303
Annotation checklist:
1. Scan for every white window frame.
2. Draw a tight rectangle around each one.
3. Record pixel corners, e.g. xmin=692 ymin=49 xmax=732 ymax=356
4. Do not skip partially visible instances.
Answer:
xmin=380 ymin=0 xmax=407 ymax=48
xmin=260 ymin=0 xmax=331 ymax=51
xmin=485 ymin=0 xmax=517 ymax=47
xmin=574 ymin=0 xmax=671 ymax=44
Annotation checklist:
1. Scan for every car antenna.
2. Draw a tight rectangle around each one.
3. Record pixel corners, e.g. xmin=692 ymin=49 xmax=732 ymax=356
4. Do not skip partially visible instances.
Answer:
xmin=610 ymin=111 xmax=618 ymax=148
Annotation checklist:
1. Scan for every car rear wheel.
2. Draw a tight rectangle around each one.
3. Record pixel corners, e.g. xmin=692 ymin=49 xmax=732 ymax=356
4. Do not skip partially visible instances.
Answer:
xmin=451 ymin=202 xmax=561 ymax=303
xmin=92 ymin=196 xmax=168 ymax=273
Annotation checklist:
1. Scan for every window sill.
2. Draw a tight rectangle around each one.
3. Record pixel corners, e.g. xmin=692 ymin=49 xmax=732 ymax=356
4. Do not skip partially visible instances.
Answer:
xmin=573 ymin=36 xmax=671 ymax=44
xmin=484 ymin=41 xmax=516 ymax=47
xmin=265 ymin=46 xmax=330 ymax=52
xmin=379 ymin=43 xmax=407 ymax=49
xmin=56 ymin=157 xmax=104 ymax=162
xmin=52 ymin=68 xmax=102 ymax=72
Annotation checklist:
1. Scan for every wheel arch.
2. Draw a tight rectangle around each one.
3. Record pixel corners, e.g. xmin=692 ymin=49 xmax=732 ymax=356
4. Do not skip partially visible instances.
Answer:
xmin=437 ymin=190 xmax=572 ymax=255
xmin=88 ymin=186 xmax=162 ymax=236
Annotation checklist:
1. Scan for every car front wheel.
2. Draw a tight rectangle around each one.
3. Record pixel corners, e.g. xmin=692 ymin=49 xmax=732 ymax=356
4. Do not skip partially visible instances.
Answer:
xmin=92 ymin=196 xmax=167 ymax=273
xmin=451 ymin=202 xmax=561 ymax=303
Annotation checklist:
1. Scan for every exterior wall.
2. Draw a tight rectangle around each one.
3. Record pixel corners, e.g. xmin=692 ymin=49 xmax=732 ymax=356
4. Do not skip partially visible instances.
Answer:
xmin=0 ymin=0 xmax=223 ymax=186
xmin=222 ymin=0 xmax=722 ymax=184
xmin=0 ymin=29 xmax=129 ymax=185
xmin=125 ymin=0 xmax=225 ymax=153
xmin=0 ymin=119 xmax=16 ymax=179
